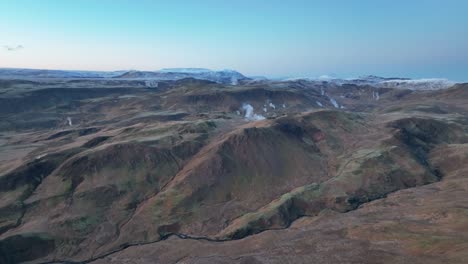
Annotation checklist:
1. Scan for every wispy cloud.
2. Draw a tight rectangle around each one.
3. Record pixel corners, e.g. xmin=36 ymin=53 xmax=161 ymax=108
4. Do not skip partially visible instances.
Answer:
xmin=3 ymin=45 xmax=24 ymax=51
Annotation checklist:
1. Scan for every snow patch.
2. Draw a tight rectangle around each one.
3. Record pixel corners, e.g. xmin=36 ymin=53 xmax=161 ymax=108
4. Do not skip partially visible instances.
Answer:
xmin=269 ymin=102 xmax=276 ymax=109
xmin=380 ymin=78 xmax=455 ymax=90
xmin=316 ymin=101 xmax=323 ymax=107
xmin=66 ymin=117 xmax=72 ymax=126
xmin=145 ymin=80 xmax=158 ymax=87
xmin=280 ymin=75 xmax=456 ymax=90
xmin=318 ymin=75 xmax=335 ymax=80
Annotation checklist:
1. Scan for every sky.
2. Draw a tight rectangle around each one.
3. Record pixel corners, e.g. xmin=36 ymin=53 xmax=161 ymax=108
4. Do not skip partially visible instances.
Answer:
xmin=1 ymin=0 xmax=468 ymax=81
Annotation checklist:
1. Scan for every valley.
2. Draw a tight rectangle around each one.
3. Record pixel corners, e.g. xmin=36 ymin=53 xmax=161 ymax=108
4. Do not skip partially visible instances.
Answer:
xmin=0 ymin=72 xmax=467 ymax=263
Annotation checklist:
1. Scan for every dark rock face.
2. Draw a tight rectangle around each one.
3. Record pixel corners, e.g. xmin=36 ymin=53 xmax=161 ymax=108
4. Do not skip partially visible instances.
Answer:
xmin=0 ymin=234 xmax=55 ymax=264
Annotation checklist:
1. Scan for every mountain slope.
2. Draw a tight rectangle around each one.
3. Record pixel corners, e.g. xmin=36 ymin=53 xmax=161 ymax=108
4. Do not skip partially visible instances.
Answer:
xmin=0 ymin=77 xmax=467 ymax=263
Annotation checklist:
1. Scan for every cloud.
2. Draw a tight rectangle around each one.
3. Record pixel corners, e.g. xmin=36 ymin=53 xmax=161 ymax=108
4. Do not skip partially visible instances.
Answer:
xmin=3 ymin=45 xmax=24 ymax=51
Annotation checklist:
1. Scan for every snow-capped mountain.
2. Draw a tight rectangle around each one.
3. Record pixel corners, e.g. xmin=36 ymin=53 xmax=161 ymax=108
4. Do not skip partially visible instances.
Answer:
xmin=0 ymin=68 xmax=247 ymax=85
xmin=159 ymin=68 xmax=213 ymax=73
xmin=115 ymin=68 xmax=247 ymax=85
xmin=0 ymin=68 xmax=126 ymax=78
xmin=376 ymin=78 xmax=456 ymax=90
xmin=0 ymin=68 xmax=456 ymax=89
xmin=282 ymin=75 xmax=456 ymax=90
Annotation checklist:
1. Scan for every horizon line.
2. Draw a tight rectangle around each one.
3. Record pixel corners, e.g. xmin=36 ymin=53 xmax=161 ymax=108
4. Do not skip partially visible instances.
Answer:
xmin=0 ymin=66 xmax=461 ymax=82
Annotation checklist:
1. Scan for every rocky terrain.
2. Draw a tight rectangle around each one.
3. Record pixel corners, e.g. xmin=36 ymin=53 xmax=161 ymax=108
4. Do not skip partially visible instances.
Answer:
xmin=0 ymin=71 xmax=467 ymax=264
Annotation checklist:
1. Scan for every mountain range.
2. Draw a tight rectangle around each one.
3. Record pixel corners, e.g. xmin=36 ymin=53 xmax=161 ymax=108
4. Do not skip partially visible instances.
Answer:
xmin=0 ymin=68 xmax=247 ymax=85
xmin=0 ymin=69 xmax=467 ymax=264
xmin=0 ymin=68 xmax=456 ymax=90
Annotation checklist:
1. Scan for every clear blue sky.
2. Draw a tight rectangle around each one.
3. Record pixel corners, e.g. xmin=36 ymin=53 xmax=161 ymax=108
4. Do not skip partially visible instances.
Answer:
xmin=1 ymin=0 xmax=467 ymax=81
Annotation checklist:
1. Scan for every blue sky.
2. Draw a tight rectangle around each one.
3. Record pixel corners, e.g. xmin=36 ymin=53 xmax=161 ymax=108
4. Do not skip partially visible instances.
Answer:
xmin=1 ymin=0 xmax=467 ymax=81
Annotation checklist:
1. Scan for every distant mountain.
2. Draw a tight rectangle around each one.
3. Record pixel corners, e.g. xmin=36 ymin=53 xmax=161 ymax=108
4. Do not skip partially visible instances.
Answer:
xmin=282 ymin=75 xmax=455 ymax=90
xmin=159 ymin=68 xmax=213 ymax=73
xmin=376 ymin=78 xmax=456 ymax=90
xmin=353 ymin=75 xmax=411 ymax=83
xmin=0 ymin=68 xmax=455 ymax=89
xmin=0 ymin=67 xmax=248 ymax=85
xmin=114 ymin=68 xmax=248 ymax=85
xmin=0 ymin=68 xmax=126 ymax=78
